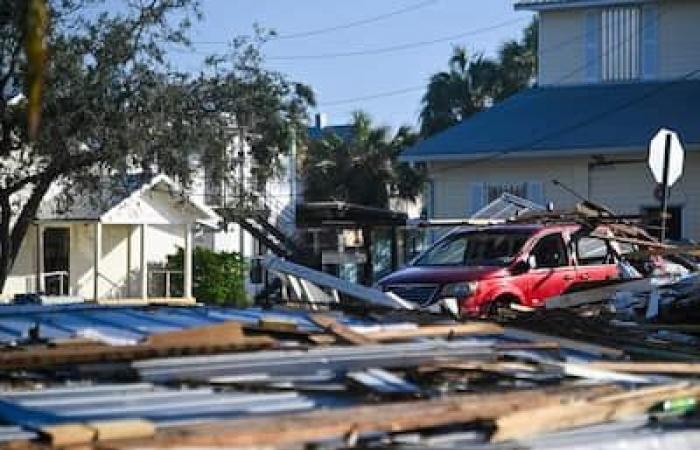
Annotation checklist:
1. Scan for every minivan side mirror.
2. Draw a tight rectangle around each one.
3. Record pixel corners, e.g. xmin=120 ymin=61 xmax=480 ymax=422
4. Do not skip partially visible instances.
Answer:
xmin=511 ymin=259 xmax=531 ymax=275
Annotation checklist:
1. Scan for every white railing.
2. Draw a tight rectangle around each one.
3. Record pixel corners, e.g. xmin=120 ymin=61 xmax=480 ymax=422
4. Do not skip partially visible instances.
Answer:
xmin=25 ymin=271 xmax=70 ymax=295
xmin=98 ymin=272 xmax=125 ymax=299
xmin=149 ymin=269 xmax=184 ymax=298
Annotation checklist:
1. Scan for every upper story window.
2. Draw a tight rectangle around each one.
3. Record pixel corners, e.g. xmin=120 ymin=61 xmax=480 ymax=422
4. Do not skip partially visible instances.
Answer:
xmin=601 ymin=7 xmax=641 ymax=81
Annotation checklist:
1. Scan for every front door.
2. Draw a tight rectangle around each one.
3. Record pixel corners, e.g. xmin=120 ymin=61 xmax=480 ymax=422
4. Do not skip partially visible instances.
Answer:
xmin=525 ymin=232 xmax=577 ymax=307
xmin=43 ymin=228 xmax=70 ymax=295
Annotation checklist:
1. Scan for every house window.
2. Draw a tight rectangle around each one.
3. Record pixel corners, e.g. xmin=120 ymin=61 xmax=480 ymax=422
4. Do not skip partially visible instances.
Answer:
xmin=486 ymin=183 xmax=528 ymax=204
xmin=601 ymin=7 xmax=641 ymax=81
xmin=468 ymin=181 xmax=544 ymax=215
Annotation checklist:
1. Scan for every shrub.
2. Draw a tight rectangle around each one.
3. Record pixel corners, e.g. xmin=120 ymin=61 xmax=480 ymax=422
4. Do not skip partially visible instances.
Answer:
xmin=167 ymin=247 xmax=248 ymax=306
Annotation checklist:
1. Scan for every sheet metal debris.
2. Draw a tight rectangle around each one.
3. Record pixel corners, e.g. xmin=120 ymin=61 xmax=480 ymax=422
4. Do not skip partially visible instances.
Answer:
xmin=0 ymin=267 xmax=698 ymax=448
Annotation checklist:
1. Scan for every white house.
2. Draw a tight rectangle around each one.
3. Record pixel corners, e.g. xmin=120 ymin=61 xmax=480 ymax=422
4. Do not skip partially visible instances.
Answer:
xmin=401 ymin=0 xmax=700 ymax=241
xmin=0 ymin=174 xmax=220 ymax=302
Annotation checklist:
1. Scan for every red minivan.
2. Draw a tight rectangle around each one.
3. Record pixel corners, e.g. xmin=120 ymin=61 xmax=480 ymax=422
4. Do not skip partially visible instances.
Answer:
xmin=377 ymin=223 xmax=622 ymax=317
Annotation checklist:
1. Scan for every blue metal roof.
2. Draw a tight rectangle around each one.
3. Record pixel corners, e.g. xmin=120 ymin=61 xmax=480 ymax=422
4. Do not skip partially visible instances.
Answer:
xmin=400 ymin=80 xmax=700 ymax=162
xmin=515 ymin=0 xmax=651 ymax=11
xmin=307 ymin=125 xmax=354 ymax=141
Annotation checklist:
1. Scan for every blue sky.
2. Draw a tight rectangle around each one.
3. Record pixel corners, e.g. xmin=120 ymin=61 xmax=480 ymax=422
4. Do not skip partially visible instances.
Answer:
xmin=172 ymin=0 xmax=534 ymax=130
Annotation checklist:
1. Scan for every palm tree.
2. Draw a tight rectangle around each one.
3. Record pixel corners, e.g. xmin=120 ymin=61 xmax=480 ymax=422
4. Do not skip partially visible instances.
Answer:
xmin=303 ymin=111 xmax=425 ymax=209
xmin=302 ymin=112 xmax=426 ymax=284
xmin=496 ymin=18 xmax=538 ymax=101
xmin=419 ymin=47 xmax=500 ymax=136
xmin=419 ymin=19 xmax=538 ymax=137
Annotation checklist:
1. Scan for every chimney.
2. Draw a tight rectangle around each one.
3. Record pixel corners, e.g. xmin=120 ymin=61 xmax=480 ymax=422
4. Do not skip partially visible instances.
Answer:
xmin=315 ymin=113 xmax=327 ymax=130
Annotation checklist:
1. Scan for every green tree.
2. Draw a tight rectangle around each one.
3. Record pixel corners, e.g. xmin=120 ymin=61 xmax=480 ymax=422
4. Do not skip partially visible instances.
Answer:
xmin=0 ymin=1 xmax=313 ymax=290
xmin=302 ymin=112 xmax=426 ymax=284
xmin=303 ymin=111 xmax=425 ymax=209
xmin=167 ymin=247 xmax=248 ymax=306
xmin=419 ymin=19 xmax=538 ymax=137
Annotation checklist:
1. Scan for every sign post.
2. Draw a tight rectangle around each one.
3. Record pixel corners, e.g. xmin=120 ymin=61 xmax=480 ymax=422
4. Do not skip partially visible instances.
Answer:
xmin=659 ymin=133 xmax=671 ymax=242
xmin=648 ymin=129 xmax=685 ymax=242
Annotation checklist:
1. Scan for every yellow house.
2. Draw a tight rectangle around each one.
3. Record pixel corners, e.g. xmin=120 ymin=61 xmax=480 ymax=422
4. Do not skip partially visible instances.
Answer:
xmin=401 ymin=0 xmax=700 ymax=241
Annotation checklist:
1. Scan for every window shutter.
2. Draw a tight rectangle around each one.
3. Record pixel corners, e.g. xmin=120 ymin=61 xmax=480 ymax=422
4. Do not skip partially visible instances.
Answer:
xmin=585 ymin=10 xmax=601 ymax=82
xmin=641 ymin=4 xmax=659 ymax=80
xmin=527 ymin=182 xmax=545 ymax=206
xmin=468 ymin=183 xmax=485 ymax=216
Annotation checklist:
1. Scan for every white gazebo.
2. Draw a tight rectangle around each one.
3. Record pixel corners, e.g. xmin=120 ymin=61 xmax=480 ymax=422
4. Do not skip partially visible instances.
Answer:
xmin=4 ymin=174 xmax=222 ymax=302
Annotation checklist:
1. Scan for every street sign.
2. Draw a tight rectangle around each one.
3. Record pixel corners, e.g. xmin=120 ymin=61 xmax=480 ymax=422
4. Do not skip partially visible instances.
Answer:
xmin=648 ymin=128 xmax=685 ymax=242
xmin=648 ymin=128 xmax=684 ymax=187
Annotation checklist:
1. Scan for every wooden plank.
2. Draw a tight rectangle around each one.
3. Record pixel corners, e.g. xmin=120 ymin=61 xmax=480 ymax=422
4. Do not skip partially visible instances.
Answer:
xmin=492 ymin=383 xmax=700 ymax=442
xmin=89 ymin=419 xmax=156 ymax=442
xmin=589 ymin=361 xmax=700 ymax=375
xmin=545 ymin=278 xmax=652 ymax=310
xmin=258 ymin=317 xmax=298 ymax=332
xmin=40 ymin=424 xmax=95 ymax=447
xmin=363 ymin=323 xmax=503 ymax=341
xmin=308 ymin=314 xmax=375 ymax=345
xmin=114 ymin=385 xmax=620 ymax=449
xmin=145 ymin=321 xmax=243 ymax=346
xmin=503 ymin=327 xmax=624 ymax=358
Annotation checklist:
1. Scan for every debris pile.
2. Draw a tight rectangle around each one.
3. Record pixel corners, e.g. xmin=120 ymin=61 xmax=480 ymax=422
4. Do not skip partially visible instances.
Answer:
xmin=0 ymin=296 xmax=697 ymax=449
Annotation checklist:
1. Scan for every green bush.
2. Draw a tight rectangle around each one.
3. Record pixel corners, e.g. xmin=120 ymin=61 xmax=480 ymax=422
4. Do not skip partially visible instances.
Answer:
xmin=167 ymin=247 xmax=249 ymax=306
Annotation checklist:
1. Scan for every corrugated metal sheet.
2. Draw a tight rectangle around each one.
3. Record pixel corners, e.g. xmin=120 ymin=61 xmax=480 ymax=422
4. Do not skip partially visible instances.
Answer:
xmin=0 ymin=383 xmax=316 ymax=431
xmin=0 ymin=304 xmax=327 ymax=345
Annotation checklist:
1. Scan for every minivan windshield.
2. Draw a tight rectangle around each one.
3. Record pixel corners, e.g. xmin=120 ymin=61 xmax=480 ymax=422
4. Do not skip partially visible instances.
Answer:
xmin=414 ymin=231 xmax=532 ymax=267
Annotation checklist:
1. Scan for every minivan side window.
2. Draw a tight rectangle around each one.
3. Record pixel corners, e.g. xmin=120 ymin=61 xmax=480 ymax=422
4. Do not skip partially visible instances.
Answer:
xmin=531 ymin=233 xmax=568 ymax=269
xmin=576 ymin=236 xmax=613 ymax=265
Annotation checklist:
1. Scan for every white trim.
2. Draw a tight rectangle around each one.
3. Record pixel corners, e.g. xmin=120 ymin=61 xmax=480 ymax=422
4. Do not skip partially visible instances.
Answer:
xmin=515 ymin=0 xmax=654 ymax=12
xmin=99 ymin=174 xmax=220 ymax=225
xmin=93 ymin=222 xmax=102 ymax=301
xmin=183 ymin=224 xmax=193 ymax=299
xmin=400 ymin=144 xmax=700 ymax=163
xmin=140 ymin=223 xmax=148 ymax=300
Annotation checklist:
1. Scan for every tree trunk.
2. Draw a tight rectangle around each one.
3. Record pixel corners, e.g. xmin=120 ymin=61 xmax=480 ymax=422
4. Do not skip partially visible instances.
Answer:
xmin=0 ymin=175 xmax=54 ymax=293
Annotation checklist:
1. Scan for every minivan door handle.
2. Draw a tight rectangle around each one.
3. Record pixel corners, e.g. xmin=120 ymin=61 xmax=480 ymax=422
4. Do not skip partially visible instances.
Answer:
xmin=563 ymin=274 xmax=575 ymax=281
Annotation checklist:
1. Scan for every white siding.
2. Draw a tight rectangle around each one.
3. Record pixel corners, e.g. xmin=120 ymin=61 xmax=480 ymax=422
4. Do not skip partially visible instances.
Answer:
xmin=538 ymin=0 xmax=700 ymax=85
xmin=589 ymin=152 xmax=700 ymax=240
xmin=658 ymin=0 xmax=700 ymax=80
xmin=539 ymin=9 xmax=588 ymax=85
xmin=428 ymin=157 xmax=590 ymax=218
xmin=428 ymin=153 xmax=700 ymax=241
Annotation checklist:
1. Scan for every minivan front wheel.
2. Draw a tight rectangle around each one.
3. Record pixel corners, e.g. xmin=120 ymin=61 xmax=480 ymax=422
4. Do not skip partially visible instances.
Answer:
xmin=483 ymin=296 xmax=518 ymax=321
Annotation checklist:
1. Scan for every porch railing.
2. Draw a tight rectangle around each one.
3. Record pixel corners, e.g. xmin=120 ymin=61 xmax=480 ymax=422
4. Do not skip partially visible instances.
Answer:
xmin=149 ymin=269 xmax=184 ymax=298
xmin=25 ymin=271 xmax=70 ymax=295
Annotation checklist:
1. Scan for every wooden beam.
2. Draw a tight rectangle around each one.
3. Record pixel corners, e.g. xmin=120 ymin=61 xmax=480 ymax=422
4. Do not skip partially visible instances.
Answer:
xmin=40 ymin=424 xmax=95 ymax=447
xmin=589 ymin=361 xmax=700 ymax=375
xmin=308 ymin=314 xmax=375 ymax=345
xmin=145 ymin=321 xmax=243 ymax=346
xmin=492 ymin=383 xmax=700 ymax=442
xmin=114 ymin=385 xmax=620 ymax=449
xmin=89 ymin=419 xmax=156 ymax=442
